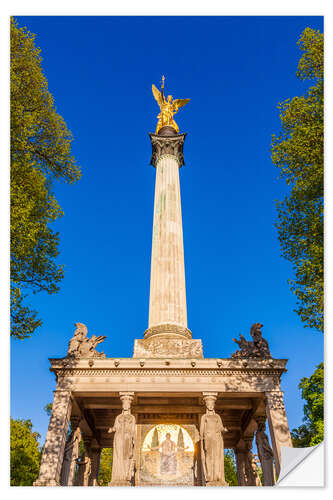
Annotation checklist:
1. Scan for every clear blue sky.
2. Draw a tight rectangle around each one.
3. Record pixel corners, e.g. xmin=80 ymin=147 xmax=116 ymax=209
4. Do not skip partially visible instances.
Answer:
xmin=11 ymin=16 xmax=323 ymax=444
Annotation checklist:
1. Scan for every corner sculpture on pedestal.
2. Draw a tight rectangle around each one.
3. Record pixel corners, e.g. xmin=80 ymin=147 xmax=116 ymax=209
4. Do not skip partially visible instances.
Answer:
xmin=34 ymin=77 xmax=293 ymax=488
xmin=232 ymin=323 xmax=271 ymax=359
xmin=67 ymin=322 xmax=106 ymax=359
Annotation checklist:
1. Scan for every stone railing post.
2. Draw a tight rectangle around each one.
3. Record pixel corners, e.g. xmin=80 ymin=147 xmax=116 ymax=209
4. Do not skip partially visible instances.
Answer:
xmin=265 ymin=391 xmax=293 ymax=478
xmin=34 ymin=390 xmax=72 ymax=486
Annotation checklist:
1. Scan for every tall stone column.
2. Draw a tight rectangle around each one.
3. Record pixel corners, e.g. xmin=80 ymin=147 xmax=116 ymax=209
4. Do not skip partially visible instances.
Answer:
xmin=255 ymin=416 xmax=275 ymax=486
xmin=145 ymin=128 xmax=191 ymax=340
xmin=265 ymin=390 xmax=293 ymax=478
xmin=34 ymin=390 xmax=72 ymax=486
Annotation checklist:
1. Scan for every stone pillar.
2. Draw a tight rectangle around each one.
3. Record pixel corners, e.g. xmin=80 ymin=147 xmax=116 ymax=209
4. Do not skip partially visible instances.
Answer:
xmin=87 ymin=444 xmax=101 ymax=486
xmin=255 ymin=416 xmax=275 ymax=486
xmin=75 ymin=455 xmax=90 ymax=486
xmin=34 ymin=390 xmax=72 ymax=486
xmin=265 ymin=391 xmax=293 ymax=478
xmin=243 ymin=436 xmax=261 ymax=486
xmin=145 ymin=130 xmax=191 ymax=340
xmin=234 ymin=447 xmax=247 ymax=486
xmin=60 ymin=416 xmax=81 ymax=486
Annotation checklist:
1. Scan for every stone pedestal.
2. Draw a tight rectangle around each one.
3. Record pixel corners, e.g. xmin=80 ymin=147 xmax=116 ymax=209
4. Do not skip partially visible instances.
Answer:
xmin=34 ymin=390 xmax=72 ymax=486
xmin=265 ymin=391 xmax=292 ymax=478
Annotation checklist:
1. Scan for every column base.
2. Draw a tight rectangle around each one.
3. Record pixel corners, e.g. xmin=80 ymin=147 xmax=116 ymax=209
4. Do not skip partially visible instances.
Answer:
xmin=109 ymin=480 xmax=132 ymax=486
xmin=206 ymin=480 xmax=229 ymax=486
xmin=33 ymin=479 xmax=60 ymax=486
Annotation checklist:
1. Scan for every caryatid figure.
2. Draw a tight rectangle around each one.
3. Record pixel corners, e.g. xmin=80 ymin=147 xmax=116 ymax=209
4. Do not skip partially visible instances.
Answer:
xmin=108 ymin=393 xmax=136 ymax=486
xmin=200 ymin=393 xmax=229 ymax=486
xmin=255 ymin=419 xmax=275 ymax=486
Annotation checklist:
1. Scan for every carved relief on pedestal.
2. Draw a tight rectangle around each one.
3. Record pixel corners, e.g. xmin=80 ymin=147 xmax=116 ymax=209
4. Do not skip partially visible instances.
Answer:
xmin=133 ymin=337 xmax=203 ymax=359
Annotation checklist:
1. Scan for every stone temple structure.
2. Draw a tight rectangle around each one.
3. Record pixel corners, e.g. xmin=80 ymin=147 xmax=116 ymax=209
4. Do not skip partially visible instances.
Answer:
xmin=34 ymin=100 xmax=293 ymax=487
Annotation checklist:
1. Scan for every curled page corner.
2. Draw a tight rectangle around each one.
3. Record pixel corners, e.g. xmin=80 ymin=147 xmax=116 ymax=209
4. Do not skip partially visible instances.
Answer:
xmin=276 ymin=442 xmax=324 ymax=486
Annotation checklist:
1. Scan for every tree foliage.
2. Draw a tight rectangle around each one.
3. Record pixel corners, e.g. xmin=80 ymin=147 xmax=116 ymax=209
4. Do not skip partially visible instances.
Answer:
xmin=10 ymin=18 xmax=81 ymax=339
xmin=224 ymin=449 xmax=238 ymax=486
xmin=10 ymin=418 xmax=41 ymax=486
xmin=271 ymin=28 xmax=323 ymax=331
xmin=98 ymin=448 xmax=113 ymax=486
xmin=291 ymin=362 xmax=324 ymax=447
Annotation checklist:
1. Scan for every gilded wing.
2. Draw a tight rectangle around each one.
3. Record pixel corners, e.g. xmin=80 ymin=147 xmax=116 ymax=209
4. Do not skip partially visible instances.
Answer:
xmin=173 ymin=98 xmax=190 ymax=110
xmin=152 ymin=84 xmax=163 ymax=108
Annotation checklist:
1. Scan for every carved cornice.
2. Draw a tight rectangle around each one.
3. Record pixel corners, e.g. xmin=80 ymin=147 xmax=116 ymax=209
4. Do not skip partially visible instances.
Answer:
xmin=149 ymin=133 xmax=186 ymax=167
xmin=54 ymin=368 xmax=283 ymax=378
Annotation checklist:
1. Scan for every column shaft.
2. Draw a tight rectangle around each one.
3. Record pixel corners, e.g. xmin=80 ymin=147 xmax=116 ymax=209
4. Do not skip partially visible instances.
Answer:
xmin=149 ymin=154 xmax=187 ymax=329
xmin=34 ymin=390 xmax=72 ymax=486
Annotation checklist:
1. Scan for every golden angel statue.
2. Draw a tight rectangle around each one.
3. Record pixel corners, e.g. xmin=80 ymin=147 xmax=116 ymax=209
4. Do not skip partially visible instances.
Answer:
xmin=152 ymin=76 xmax=190 ymax=134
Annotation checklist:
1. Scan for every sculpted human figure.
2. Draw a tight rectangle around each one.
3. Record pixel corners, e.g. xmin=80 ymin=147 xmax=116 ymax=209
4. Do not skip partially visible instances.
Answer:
xmin=200 ymin=394 xmax=228 ymax=485
xmin=152 ymin=76 xmax=190 ymax=134
xmin=108 ymin=394 xmax=136 ymax=485
xmin=250 ymin=323 xmax=271 ymax=358
xmin=256 ymin=421 xmax=275 ymax=485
